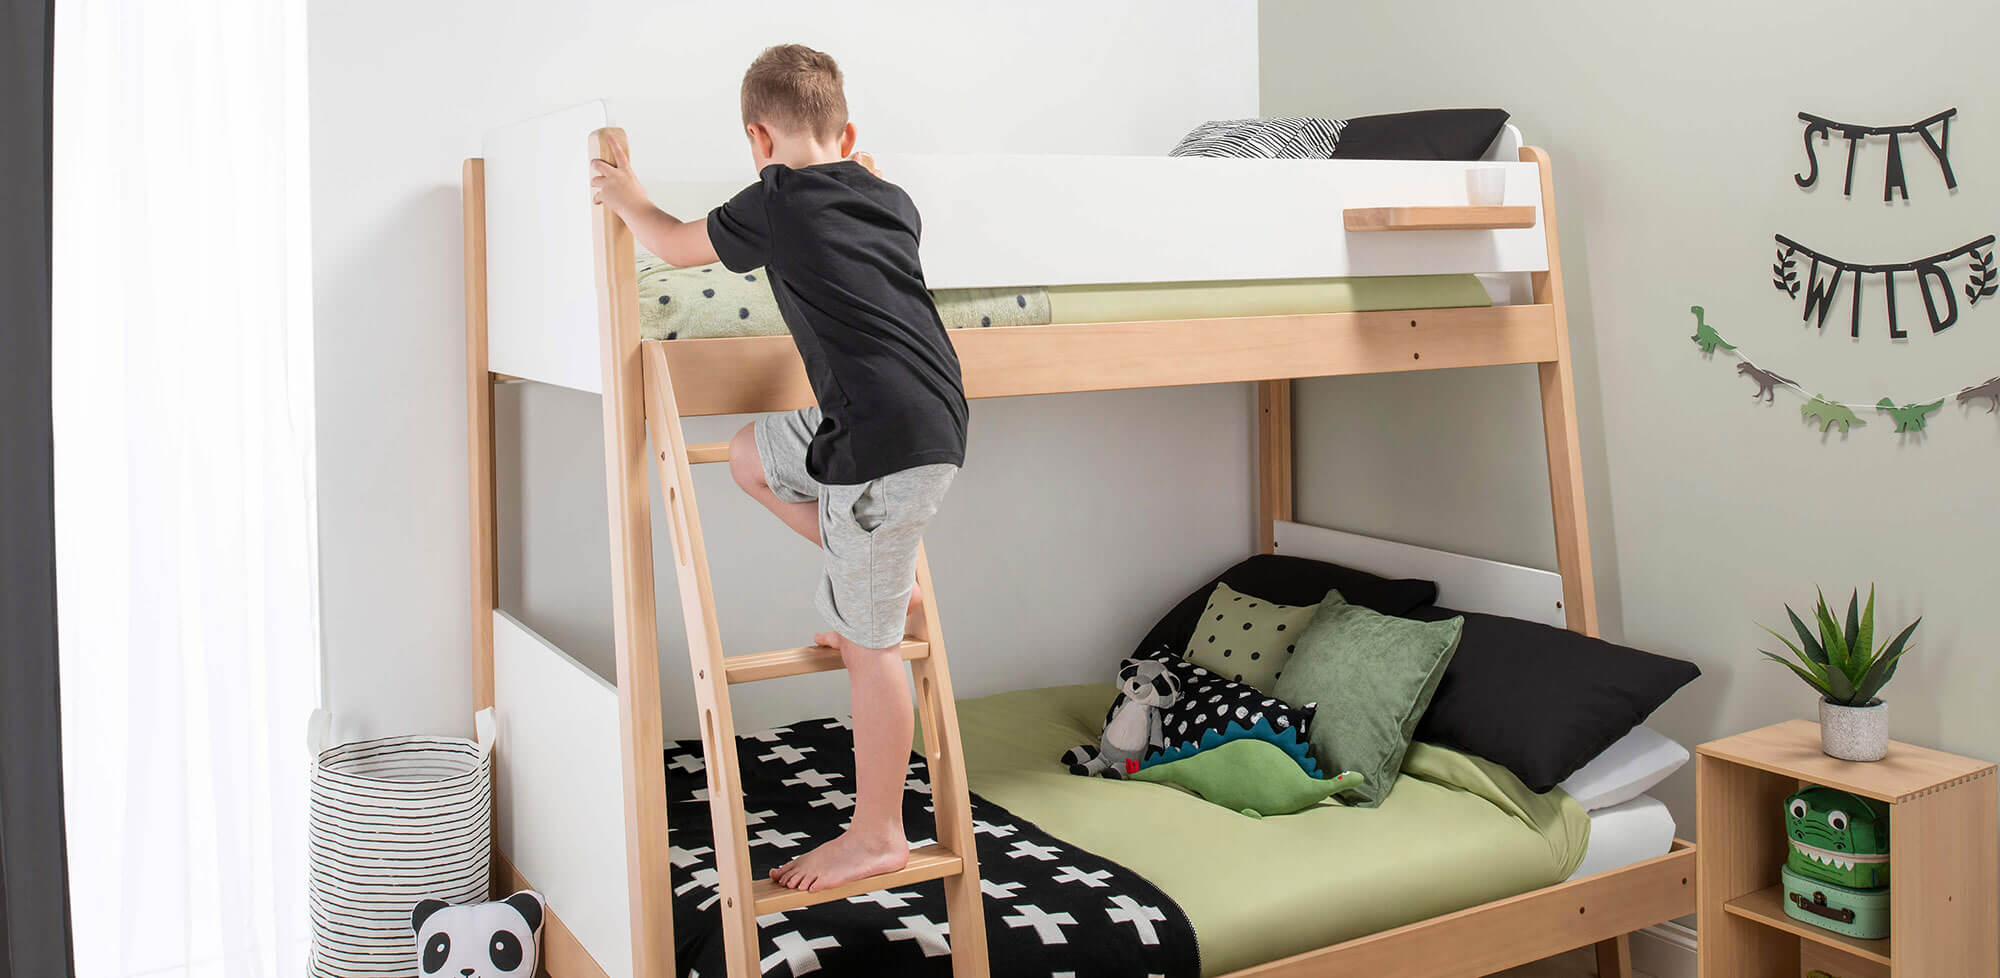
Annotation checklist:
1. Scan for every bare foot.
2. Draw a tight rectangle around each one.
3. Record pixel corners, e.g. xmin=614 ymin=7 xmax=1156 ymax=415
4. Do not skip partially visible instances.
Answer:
xmin=770 ymin=827 xmax=909 ymax=891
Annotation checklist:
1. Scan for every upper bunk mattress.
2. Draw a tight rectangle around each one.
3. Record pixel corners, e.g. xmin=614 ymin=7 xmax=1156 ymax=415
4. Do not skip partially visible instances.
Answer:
xmin=637 ymin=250 xmax=1493 ymax=342
xmin=955 ymin=683 xmax=1590 ymax=975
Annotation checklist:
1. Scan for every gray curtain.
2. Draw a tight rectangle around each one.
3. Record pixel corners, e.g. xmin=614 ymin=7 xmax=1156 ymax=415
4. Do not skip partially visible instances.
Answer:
xmin=0 ymin=0 xmax=75 ymax=975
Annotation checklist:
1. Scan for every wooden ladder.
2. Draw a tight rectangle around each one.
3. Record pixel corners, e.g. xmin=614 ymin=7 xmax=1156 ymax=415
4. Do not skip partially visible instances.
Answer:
xmin=637 ymin=341 xmax=991 ymax=978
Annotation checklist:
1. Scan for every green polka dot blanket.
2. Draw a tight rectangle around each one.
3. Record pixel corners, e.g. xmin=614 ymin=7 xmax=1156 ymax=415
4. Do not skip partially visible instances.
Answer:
xmin=637 ymin=249 xmax=1051 ymax=341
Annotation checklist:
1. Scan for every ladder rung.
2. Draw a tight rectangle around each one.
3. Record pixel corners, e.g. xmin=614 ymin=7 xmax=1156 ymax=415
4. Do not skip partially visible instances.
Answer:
xmin=685 ymin=442 xmax=730 ymax=464
xmin=750 ymin=843 xmax=964 ymax=915
xmin=724 ymin=639 xmax=929 ymax=684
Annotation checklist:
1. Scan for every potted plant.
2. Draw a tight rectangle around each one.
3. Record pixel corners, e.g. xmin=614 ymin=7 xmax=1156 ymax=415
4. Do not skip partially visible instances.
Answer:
xmin=1760 ymin=587 xmax=1917 ymax=762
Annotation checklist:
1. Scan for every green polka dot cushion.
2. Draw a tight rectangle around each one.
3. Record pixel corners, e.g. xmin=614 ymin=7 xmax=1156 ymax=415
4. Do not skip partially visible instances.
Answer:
xmin=1181 ymin=581 xmax=1322 ymax=691
xmin=636 ymin=249 xmax=1050 ymax=341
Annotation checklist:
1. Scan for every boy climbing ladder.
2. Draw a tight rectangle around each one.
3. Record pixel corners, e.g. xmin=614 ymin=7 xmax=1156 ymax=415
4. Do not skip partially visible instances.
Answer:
xmin=587 ymin=43 xmax=988 ymax=978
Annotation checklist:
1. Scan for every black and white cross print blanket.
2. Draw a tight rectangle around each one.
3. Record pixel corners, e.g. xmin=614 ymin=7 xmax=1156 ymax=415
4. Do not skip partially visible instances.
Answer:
xmin=667 ymin=717 xmax=1199 ymax=978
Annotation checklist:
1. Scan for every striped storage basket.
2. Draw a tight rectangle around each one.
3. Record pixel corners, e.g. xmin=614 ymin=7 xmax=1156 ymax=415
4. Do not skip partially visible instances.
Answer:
xmin=309 ymin=709 xmax=495 ymax=978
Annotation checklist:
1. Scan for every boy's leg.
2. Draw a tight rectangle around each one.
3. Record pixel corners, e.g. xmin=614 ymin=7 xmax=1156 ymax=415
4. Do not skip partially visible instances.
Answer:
xmin=729 ymin=420 xmax=820 ymax=545
xmin=772 ymin=464 xmax=958 ymax=891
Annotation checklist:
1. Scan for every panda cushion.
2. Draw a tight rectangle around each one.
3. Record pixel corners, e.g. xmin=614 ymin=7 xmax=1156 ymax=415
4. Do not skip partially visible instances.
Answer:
xmin=412 ymin=890 xmax=544 ymax=978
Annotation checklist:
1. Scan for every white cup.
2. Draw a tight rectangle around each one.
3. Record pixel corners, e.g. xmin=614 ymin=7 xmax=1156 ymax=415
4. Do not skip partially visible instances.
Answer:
xmin=1465 ymin=167 xmax=1506 ymax=206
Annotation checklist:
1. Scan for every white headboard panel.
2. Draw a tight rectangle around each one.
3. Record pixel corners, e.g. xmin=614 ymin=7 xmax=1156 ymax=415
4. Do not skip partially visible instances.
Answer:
xmin=1272 ymin=520 xmax=1566 ymax=628
xmin=483 ymin=100 xmax=612 ymax=394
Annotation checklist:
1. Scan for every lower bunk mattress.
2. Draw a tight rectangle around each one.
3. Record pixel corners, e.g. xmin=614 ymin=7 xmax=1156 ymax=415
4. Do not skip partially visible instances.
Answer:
xmin=636 ymin=250 xmax=1495 ymax=342
xmin=666 ymin=682 xmax=1611 ymax=978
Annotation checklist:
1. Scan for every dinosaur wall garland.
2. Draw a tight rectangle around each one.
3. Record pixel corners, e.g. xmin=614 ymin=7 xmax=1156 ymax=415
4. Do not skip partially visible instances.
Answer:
xmin=1688 ymin=305 xmax=1997 ymax=436
xmin=1685 ymin=107 xmax=1996 ymax=439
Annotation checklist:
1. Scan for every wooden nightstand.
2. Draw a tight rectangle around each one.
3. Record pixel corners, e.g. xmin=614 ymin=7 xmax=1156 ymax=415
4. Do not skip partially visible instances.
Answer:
xmin=1696 ymin=720 xmax=1997 ymax=978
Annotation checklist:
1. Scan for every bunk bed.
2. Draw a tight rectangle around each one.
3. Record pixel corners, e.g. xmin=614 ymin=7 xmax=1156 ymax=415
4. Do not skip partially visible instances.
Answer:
xmin=463 ymin=99 xmax=1696 ymax=978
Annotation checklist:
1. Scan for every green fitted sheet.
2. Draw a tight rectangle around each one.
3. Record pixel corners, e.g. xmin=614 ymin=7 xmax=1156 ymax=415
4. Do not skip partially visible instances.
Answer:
xmin=947 ymin=683 xmax=1588 ymax=976
xmin=636 ymin=250 xmax=1492 ymax=342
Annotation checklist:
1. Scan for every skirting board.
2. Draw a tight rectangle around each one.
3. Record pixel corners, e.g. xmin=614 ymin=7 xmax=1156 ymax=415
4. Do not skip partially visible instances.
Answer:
xmin=1631 ymin=922 xmax=1697 ymax=978
xmin=496 ymin=851 xmax=612 ymax=978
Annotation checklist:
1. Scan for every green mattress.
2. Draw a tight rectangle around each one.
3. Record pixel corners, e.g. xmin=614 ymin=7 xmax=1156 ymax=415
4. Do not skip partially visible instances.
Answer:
xmin=636 ymin=251 xmax=1492 ymax=342
xmin=946 ymin=683 xmax=1589 ymax=976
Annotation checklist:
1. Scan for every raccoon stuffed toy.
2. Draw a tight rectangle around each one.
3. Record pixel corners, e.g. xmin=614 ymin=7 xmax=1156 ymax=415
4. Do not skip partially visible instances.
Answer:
xmin=1062 ymin=657 xmax=1181 ymax=778
xmin=412 ymin=890 xmax=544 ymax=978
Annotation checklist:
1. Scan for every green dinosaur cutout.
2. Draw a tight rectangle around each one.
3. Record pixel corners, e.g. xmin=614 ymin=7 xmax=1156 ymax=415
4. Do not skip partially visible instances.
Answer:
xmin=1803 ymin=396 xmax=1866 ymax=433
xmin=1875 ymin=397 xmax=1944 ymax=433
xmin=1689 ymin=305 xmax=1735 ymax=354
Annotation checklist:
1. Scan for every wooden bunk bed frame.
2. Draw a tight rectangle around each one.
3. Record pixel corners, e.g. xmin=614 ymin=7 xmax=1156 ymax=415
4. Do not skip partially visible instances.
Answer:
xmin=462 ymin=116 xmax=1696 ymax=978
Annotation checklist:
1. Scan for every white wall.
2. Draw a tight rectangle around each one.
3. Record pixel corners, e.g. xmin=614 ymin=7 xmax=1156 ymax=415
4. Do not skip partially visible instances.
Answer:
xmin=1262 ymin=0 xmax=2000 ymax=848
xmin=309 ymin=1 xmax=1259 ymax=736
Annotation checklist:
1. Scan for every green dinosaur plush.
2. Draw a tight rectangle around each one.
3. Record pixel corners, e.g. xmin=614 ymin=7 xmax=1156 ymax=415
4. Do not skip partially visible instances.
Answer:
xmin=1803 ymin=396 xmax=1865 ymax=433
xmin=1875 ymin=397 xmax=1944 ymax=433
xmin=1786 ymin=785 xmax=1890 ymax=889
xmin=1131 ymin=739 xmax=1364 ymax=817
xmin=1689 ymin=305 xmax=1736 ymax=354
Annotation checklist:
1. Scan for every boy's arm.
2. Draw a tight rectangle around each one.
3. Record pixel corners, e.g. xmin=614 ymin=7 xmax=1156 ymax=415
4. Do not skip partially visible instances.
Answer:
xmin=589 ymin=140 xmax=720 ymax=268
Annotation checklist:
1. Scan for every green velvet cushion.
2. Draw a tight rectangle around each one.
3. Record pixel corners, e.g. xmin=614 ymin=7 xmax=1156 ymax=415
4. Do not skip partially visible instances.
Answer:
xmin=1131 ymin=739 xmax=1364 ymax=817
xmin=1274 ymin=592 xmax=1463 ymax=808
xmin=1181 ymin=581 xmax=1320 ymax=691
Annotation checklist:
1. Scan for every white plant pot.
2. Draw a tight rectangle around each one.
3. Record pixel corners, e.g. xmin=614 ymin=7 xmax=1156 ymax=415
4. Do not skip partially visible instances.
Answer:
xmin=1820 ymin=698 xmax=1888 ymax=761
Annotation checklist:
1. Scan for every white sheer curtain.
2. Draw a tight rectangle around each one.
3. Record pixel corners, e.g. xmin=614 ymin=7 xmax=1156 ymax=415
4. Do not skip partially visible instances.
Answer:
xmin=51 ymin=1 xmax=320 ymax=976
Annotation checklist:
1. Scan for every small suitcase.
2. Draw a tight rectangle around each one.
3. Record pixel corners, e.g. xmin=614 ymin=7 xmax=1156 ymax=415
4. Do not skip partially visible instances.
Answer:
xmin=1781 ymin=864 xmax=1890 ymax=940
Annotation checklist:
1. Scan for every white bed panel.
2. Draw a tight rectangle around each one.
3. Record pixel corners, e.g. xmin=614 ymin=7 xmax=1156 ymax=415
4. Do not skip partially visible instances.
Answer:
xmin=1272 ymin=520 xmax=1567 ymax=627
xmin=1567 ymin=794 xmax=1679 ymax=881
xmin=484 ymin=100 xmax=613 ymax=394
xmin=493 ymin=611 xmax=632 ymax=978
xmin=481 ymin=102 xmax=1549 ymax=390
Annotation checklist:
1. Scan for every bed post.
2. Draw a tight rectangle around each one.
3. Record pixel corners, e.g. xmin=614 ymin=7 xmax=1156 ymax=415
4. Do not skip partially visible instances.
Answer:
xmin=463 ymin=158 xmax=498 ymax=714
xmin=1256 ymin=379 xmax=1293 ymax=554
xmin=1518 ymin=146 xmax=1598 ymax=640
xmin=589 ymin=128 xmax=678 ymax=978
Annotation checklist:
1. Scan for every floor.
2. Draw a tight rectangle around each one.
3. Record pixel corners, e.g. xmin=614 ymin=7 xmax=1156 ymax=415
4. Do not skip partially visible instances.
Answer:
xmin=1490 ymin=946 xmax=1660 ymax=978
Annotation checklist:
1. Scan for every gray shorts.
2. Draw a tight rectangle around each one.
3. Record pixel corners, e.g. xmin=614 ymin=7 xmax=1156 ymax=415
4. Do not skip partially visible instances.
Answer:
xmin=753 ymin=407 xmax=958 ymax=650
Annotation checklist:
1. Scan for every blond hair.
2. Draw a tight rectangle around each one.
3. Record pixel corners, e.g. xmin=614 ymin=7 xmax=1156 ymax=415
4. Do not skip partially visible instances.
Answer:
xmin=740 ymin=44 xmax=848 ymax=141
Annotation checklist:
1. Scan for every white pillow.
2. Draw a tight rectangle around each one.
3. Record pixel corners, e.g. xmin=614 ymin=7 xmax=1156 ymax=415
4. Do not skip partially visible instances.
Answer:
xmin=1556 ymin=727 xmax=1689 ymax=811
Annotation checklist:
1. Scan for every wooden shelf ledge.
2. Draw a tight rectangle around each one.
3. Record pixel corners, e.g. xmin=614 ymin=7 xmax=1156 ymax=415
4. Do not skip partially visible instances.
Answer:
xmin=1343 ymin=205 xmax=1536 ymax=232
xmin=1722 ymin=884 xmax=1893 ymax=966
xmin=723 ymin=639 xmax=930 ymax=684
xmin=749 ymin=843 xmax=964 ymax=915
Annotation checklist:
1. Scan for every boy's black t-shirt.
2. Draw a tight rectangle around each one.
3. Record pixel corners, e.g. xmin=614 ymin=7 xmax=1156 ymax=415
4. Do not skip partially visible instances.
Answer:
xmin=707 ymin=160 xmax=968 ymax=486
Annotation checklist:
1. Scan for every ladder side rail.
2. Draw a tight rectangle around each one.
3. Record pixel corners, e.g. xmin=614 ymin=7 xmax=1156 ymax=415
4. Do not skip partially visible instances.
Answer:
xmin=907 ymin=545 xmax=991 ymax=976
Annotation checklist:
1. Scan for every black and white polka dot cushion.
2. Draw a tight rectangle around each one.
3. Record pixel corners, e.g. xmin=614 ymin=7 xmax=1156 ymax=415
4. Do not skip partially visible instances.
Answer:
xmin=1130 ymin=648 xmax=1323 ymax=777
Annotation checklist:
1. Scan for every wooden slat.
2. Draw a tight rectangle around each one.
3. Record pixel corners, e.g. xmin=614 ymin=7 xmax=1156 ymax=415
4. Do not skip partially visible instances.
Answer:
xmin=1593 ymin=934 xmax=1631 ymax=978
xmin=907 ymin=543 xmax=990 ymax=977
xmin=1697 ymin=720 xmax=1996 ymax=804
xmin=638 ymin=338 xmax=759 ymax=978
xmin=1721 ymin=885 xmax=1892 ymax=966
xmin=494 ymin=851 xmax=612 ymax=978
xmin=1256 ymin=380 xmax=1292 ymax=554
xmin=587 ymin=127 xmax=678 ymax=978
xmin=1225 ymin=842 xmax=1695 ymax=978
xmin=658 ymin=303 xmax=1561 ymax=417
xmin=1343 ymin=205 xmax=1537 ymax=231
xmin=723 ymin=639 xmax=929 ymax=684
xmin=686 ymin=441 xmax=730 ymax=464
xmin=748 ymin=843 xmax=964 ymax=916
xmin=1520 ymin=146 xmax=1598 ymax=637
xmin=463 ymin=159 xmax=497 ymax=713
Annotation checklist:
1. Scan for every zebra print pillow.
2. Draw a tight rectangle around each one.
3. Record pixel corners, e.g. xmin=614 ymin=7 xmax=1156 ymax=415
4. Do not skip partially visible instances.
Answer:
xmin=1169 ymin=117 xmax=1348 ymax=159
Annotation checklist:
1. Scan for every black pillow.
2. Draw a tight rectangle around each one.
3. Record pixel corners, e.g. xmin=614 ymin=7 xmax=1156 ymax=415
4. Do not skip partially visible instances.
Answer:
xmin=1134 ymin=554 xmax=1438 ymax=661
xmin=1406 ymin=607 xmax=1700 ymax=792
xmin=1330 ymin=109 xmax=1511 ymax=162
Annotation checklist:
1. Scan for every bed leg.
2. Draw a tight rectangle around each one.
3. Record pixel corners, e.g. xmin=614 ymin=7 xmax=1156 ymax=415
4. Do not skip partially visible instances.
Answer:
xmin=1594 ymin=934 xmax=1632 ymax=978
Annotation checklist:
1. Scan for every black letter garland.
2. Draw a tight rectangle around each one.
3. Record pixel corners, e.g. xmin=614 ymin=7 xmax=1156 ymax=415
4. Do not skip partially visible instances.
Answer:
xmin=1685 ymin=305 xmax=1997 ymax=438
xmin=1772 ymin=234 xmax=1997 ymax=337
xmin=1795 ymin=108 xmax=1957 ymax=200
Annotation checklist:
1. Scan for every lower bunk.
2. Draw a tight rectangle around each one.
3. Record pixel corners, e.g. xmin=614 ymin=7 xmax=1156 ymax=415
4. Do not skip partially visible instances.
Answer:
xmin=663 ymin=686 xmax=1692 ymax=978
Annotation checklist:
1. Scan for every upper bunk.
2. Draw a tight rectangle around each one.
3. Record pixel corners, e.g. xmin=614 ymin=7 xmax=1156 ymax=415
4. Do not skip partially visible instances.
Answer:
xmin=476 ymin=100 xmax=1565 ymax=417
